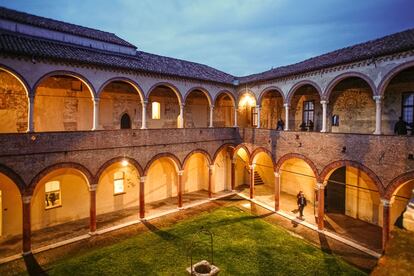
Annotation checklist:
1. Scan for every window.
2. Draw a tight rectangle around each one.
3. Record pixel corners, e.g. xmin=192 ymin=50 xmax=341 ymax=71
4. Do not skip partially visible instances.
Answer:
xmin=402 ymin=92 xmax=414 ymax=125
xmin=120 ymin=113 xmax=131 ymax=129
xmin=303 ymin=100 xmax=315 ymax=126
xmin=45 ymin=181 xmax=61 ymax=209
xmin=251 ymin=107 xmax=258 ymax=127
xmin=114 ymin=171 xmax=125 ymax=195
xmin=152 ymin=101 xmax=161 ymax=119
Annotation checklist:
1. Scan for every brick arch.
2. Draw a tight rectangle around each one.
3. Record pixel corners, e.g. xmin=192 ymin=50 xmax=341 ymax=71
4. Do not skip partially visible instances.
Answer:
xmin=212 ymin=143 xmax=236 ymax=164
xmin=28 ymin=162 xmax=93 ymax=196
xmin=146 ymin=82 xmax=183 ymax=105
xmin=286 ymin=80 xmax=322 ymax=105
xmin=0 ymin=64 xmax=31 ymax=97
xmin=324 ymin=72 xmax=376 ymax=101
xmin=97 ymin=77 xmax=145 ymax=102
xmin=319 ymin=160 xmax=384 ymax=195
xmin=233 ymin=144 xmax=251 ymax=163
xmin=182 ymin=149 xmax=212 ymax=169
xmin=258 ymin=86 xmax=285 ymax=107
xmin=377 ymin=61 xmax=414 ymax=97
xmin=33 ymin=70 xmax=97 ymax=99
xmin=93 ymin=156 xmax=144 ymax=184
xmin=184 ymin=87 xmax=212 ymax=107
xmin=213 ymin=90 xmax=236 ymax=107
xmin=275 ymin=153 xmax=319 ymax=179
xmin=0 ymin=163 xmax=26 ymax=194
xmin=384 ymin=170 xmax=414 ymax=200
xmin=143 ymin=152 xmax=182 ymax=175
xmin=250 ymin=147 xmax=276 ymax=170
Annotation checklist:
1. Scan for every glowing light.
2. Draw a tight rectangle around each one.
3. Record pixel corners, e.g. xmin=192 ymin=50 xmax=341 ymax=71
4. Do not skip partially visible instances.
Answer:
xmin=121 ymin=159 xmax=129 ymax=167
xmin=152 ymin=101 xmax=160 ymax=119
xmin=239 ymin=94 xmax=255 ymax=107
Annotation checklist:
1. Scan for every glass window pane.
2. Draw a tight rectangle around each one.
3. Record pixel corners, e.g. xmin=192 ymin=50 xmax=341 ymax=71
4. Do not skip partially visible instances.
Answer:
xmin=114 ymin=179 xmax=124 ymax=194
xmin=403 ymin=94 xmax=414 ymax=106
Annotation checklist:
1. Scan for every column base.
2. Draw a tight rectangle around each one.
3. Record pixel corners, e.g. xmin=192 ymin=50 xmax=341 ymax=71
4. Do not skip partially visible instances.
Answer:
xmin=373 ymin=131 xmax=382 ymax=135
xmin=89 ymin=231 xmax=97 ymax=236
xmin=22 ymin=251 xmax=32 ymax=256
xmin=140 ymin=127 xmax=147 ymax=130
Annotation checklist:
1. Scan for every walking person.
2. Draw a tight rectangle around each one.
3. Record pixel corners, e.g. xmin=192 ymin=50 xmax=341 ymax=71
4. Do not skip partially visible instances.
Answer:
xmin=297 ymin=191 xmax=307 ymax=219
xmin=276 ymin=118 xmax=284 ymax=130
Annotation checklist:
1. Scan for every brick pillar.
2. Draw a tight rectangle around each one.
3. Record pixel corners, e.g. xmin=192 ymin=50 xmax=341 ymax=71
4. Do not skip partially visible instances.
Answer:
xmin=178 ymin=170 xmax=184 ymax=208
xmin=381 ymin=199 xmax=391 ymax=250
xmin=28 ymin=95 xmax=35 ymax=132
xmin=250 ymin=164 xmax=255 ymax=199
xmin=139 ymin=176 xmax=146 ymax=219
xmin=208 ymin=165 xmax=213 ymax=198
xmin=274 ymin=172 xmax=280 ymax=211
xmin=317 ymin=182 xmax=325 ymax=230
xmin=231 ymin=159 xmax=236 ymax=191
xmin=89 ymin=184 xmax=97 ymax=234
xmin=22 ymin=195 xmax=32 ymax=254
xmin=141 ymin=101 xmax=148 ymax=129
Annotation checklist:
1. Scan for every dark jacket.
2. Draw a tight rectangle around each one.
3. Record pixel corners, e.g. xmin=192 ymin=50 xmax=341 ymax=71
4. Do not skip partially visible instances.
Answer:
xmin=394 ymin=120 xmax=408 ymax=135
xmin=297 ymin=196 xmax=307 ymax=207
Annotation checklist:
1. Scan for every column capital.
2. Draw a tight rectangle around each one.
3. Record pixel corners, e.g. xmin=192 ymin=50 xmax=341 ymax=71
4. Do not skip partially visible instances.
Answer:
xmin=89 ymin=184 xmax=98 ymax=191
xmin=29 ymin=95 xmax=35 ymax=103
xmin=22 ymin=195 xmax=32 ymax=204
xmin=274 ymin=171 xmax=280 ymax=177
xmin=140 ymin=176 xmax=147 ymax=183
xmin=142 ymin=100 xmax=148 ymax=106
xmin=373 ymin=95 xmax=383 ymax=102
xmin=209 ymin=165 xmax=214 ymax=171
xmin=180 ymin=103 xmax=185 ymax=108
xmin=249 ymin=164 xmax=255 ymax=170
xmin=178 ymin=170 xmax=184 ymax=176
xmin=93 ymin=97 xmax=100 ymax=103
xmin=316 ymin=182 xmax=325 ymax=190
xmin=232 ymin=158 xmax=237 ymax=164
xmin=381 ymin=199 xmax=391 ymax=207
xmin=283 ymin=103 xmax=290 ymax=108
xmin=320 ymin=100 xmax=328 ymax=105
xmin=255 ymin=105 xmax=261 ymax=109
xmin=210 ymin=105 xmax=215 ymax=109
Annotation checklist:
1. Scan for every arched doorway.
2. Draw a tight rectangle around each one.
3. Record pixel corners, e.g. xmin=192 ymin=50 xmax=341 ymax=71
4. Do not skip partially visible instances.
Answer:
xmin=213 ymin=146 xmax=232 ymax=194
xmin=184 ymin=90 xmax=210 ymax=128
xmin=34 ymin=75 xmax=94 ymax=131
xmin=233 ymin=147 xmax=250 ymax=196
xmin=183 ymin=152 xmax=210 ymax=205
xmin=289 ymin=84 xmax=321 ymax=131
xmin=390 ymin=180 xmax=414 ymax=231
xmin=325 ymin=167 xmax=346 ymax=214
xmin=260 ymin=89 xmax=284 ymax=129
xmin=99 ymin=80 xmax=142 ymax=130
xmin=147 ymin=85 xmax=181 ymax=129
xmin=251 ymin=151 xmax=275 ymax=206
xmin=213 ymin=92 xmax=235 ymax=127
xmin=0 ymin=68 xmax=29 ymax=133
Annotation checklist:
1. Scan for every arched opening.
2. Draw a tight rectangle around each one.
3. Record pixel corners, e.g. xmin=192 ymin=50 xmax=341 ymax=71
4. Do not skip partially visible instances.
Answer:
xmin=184 ymin=90 xmax=210 ymax=128
xmin=383 ymin=67 xmax=414 ymax=135
xmin=238 ymin=93 xmax=257 ymax=128
xmin=0 ymin=69 xmax=29 ymax=133
xmin=328 ymin=77 xmax=375 ymax=133
xmin=99 ymin=81 xmax=142 ymax=130
xmin=323 ymin=165 xmax=382 ymax=250
xmin=251 ymin=152 xmax=275 ymax=206
xmin=120 ymin=113 xmax=132 ymax=129
xmin=0 ymin=172 xmax=22 ymax=258
xmin=145 ymin=157 xmax=179 ymax=217
xmin=96 ymin=161 xmax=140 ymax=230
xmin=34 ymin=75 xmax=94 ymax=131
xmin=31 ymin=168 xmax=90 ymax=248
xmin=183 ymin=153 xmax=209 ymax=205
xmin=213 ymin=93 xmax=234 ymax=127
xmin=234 ymin=147 xmax=250 ymax=196
xmin=390 ymin=180 xmax=414 ymax=231
xmin=289 ymin=84 xmax=321 ymax=131
xmin=279 ymin=158 xmax=317 ymax=223
xmin=260 ymin=89 xmax=284 ymax=129
xmin=147 ymin=85 xmax=180 ymax=129
xmin=213 ymin=146 xmax=232 ymax=194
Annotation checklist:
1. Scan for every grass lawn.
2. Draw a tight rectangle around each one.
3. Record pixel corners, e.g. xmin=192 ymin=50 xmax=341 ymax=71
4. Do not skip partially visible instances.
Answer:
xmin=43 ymin=207 xmax=365 ymax=275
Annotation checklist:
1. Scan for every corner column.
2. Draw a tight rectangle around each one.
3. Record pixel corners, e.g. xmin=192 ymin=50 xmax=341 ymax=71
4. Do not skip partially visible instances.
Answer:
xmin=28 ymin=95 xmax=35 ymax=132
xmin=234 ymin=108 xmax=238 ymax=127
xmin=141 ymin=100 xmax=148 ymax=129
xmin=89 ymin=184 xmax=97 ymax=234
xmin=179 ymin=104 xmax=185 ymax=128
xmin=249 ymin=164 xmax=255 ymax=199
xmin=317 ymin=182 xmax=325 ymax=230
xmin=231 ymin=159 xmax=236 ymax=191
xmin=209 ymin=105 xmax=214 ymax=128
xmin=320 ymin=100 xmax=328 ymax=133
xmin=92 ymin=97 xmax=100 ymax=130
xmin=373 ymin=96 xmax=383 ymax=135
xmin=178 ymin=170 xmax=184 ymax=208
xmin=274 ymin=172 xmax=280 ymax=211
xmin=381 ymin=199 xmax=391 ymax=250
xmin=139 ymin=176 xmax=146 ymax=219
xmin=208 ymin=165 xmax=214 ymax=198
xmin=256 ymin=105 xmax=261 ymax=128
xmin=22 ymin=195 xmax=32 ymax=255
xmin=284 ymin=103 xmax=290 ymax=131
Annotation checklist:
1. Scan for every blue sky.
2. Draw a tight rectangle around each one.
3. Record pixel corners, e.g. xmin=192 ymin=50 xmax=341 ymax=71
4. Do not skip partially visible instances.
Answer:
xmin=1 ymin=0 xmax=413 ymax=76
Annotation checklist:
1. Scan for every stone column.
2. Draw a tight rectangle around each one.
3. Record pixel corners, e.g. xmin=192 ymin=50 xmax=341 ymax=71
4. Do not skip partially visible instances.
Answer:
xmin=89 ymin=184 xmax=97 ymax=234
xmin=22 ymin=195 xmax=32 ymax=254
xmin=139 ymin=176 xmax=146 ymax=219
xmin=209 ymin=105 xmax=214 ymax=128
xmin=231 ymin=159 xmax=236 ymax=191
xmin=284 ymin=103 xmax=290 ymax=131
xmin=373 ymin=96 xmax=383 ymax=135
xmin=256 ymin=105 xmax=261 ymax=128
xmin=381 ymin=199 xmax=391 ymax=250
xmin=178 ymin=170 xmax=184 ymax=208
xmin=179 ymin=104 xmax=185 ymax=128
xmin=208 ymin=165 xmax=214 ymax=198
xmin=92 ymin=97 xmax=100 ymax=130
xmin=234 ymin=108 xmax=238 ymax=127
xmin=317 ymin=182 xmax=325 ymax=230
xmin=28 ymin=95 xmax=35 ymax=132
xmin=274 ymin=172 xmax=280 ymax=211
xmin=320 ymin=100 xmax=328 ymax=133
xmin=250 ymin=164 xmax=255 ymax=199
xmin=141 ymin=100 xmax=148 ymax=129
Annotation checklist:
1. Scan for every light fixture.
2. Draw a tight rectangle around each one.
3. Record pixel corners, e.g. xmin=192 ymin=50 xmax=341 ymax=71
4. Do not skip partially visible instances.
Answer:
xmin=239 ymin=94 xmax=255 ymax=107
xmin=152 ymin=101 xmax=160 ymax=119
xmin=121 ymin=159 xmax=129 ymax=167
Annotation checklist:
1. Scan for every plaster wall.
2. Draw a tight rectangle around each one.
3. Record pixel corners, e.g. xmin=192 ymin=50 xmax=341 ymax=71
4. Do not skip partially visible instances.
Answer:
xmin=0 ymin=173 xmax=22 ymax=237
xmin=145 ymin=159 xmax=178 ymax=203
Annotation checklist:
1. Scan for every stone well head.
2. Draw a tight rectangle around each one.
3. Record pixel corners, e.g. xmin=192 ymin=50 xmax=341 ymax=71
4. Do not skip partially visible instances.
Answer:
xmin=186 ymin=260 xmax=219 ymax=276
